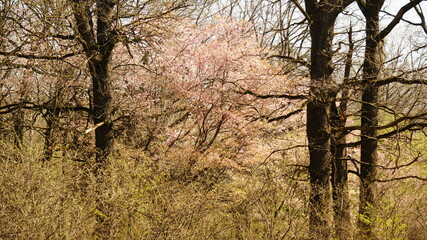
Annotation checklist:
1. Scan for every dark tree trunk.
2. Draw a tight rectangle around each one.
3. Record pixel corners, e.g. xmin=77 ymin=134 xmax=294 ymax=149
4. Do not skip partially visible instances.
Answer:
xmin=90 ymin=57 xmax=114 ymax=169
xmin=90 ymin=58 xmax=114 ymax=239
xmin=304 ymin=1 xmax=355 ymax=238
xmin=43 ymin=111 xmax=55 ymax=162
xmin=72 ymin=0 xmax=116 ymax=238
xmin=359 ymin=85 xmax=379 ymax=239
xmin=356 ymin=1 xmax=424 ymax=237
xmin=330 ymin=102 xmax=351 ymax=239
xmin=307 ymin=99 xmax=333 ymax=240
xmin=13 ymin=107 xmax=24 ymax=149
xmin=357 ymin=1 xmax=383 ymax=238
xmin=42 ymin=98 xmax=60 ymax=162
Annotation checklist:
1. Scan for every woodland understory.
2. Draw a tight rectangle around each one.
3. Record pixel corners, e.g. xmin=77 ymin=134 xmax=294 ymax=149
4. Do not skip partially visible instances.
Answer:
xmin=1 ymin=0 xmax=427 ymax=239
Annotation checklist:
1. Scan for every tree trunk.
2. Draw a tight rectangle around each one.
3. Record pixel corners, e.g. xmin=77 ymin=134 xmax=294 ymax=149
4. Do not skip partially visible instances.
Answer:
xmin=13 ymin=106 xmax=24 ymax=149
xmin=43 ymin=111 xmax=55 ymax=162
xmin=306 ymin=9 xmax=336 ymax=240
xmin=304 ymin=1 xmax=355 ymax=238
xmin=331 ymin=102 xmax=351 ymax=239
xmin=90 ymin=58 xmax=114 ymax=170
xmin=359 ymin=86 xmax=379 ymax=239
xmin=357 ymin=1 xmax=383 ymax=238
xmin=90 ymin=58 xmax=114 ymax=239
xmin=72 ymin=0 xmax=116 ymax=238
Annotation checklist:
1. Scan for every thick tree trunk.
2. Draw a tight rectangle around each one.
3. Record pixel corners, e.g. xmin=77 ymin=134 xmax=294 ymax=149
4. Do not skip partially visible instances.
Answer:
xmin=306 ymin=11 xmax=337 ymax=240
xmin=72 ymin=0 xmax=116 ymax=238
xmin=307 ymin=101 xmax=332 ymax=240
xmin=359 ymin=86 xmax=378 ymax=238
xmin=90 ymin=60 xmax=114 ymax=169
xmin=356 ymin=1 xmax=423 ymax=238
xmin=90 ymin=59 xmax=114 ymax=239
xmin=358 ymin=1 xmax=383 ymax=238
xmin=304 ymin=1 xmax=356 ymax=238
xmin=359 ymin=85 xmax=379 ymax=239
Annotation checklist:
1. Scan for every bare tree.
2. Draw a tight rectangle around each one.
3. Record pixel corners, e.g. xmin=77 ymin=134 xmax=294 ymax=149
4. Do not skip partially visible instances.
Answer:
xmin=356 ymin=1 xmax=424 ymax=238
xmin=1 ymin=0 xmax=190 ymax=237
xmin=303 ymin=1 xmax=355 ymax=239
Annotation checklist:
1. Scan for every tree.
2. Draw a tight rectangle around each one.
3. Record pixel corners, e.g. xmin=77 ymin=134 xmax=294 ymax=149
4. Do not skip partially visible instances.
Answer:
xmin=303 ymin=1 xmax=355 ymax=238
xmin=2 ymin=0 xmax=426 ymax=238
xmin=1 ymin=0 xmax=190 ymax=237
xmin=356 ymin=0 xmax=424 ymax=238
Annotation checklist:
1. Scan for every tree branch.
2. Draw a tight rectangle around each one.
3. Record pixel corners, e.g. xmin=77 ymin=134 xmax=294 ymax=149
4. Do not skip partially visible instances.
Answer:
xmin=342 ymin=66 xmax=427 ymax=87
xmin=290 ymin=0 xmax=311 ymax=22
xmin=376 ymin=175 xmax=427 ymax=182
xmin=0 ymin=102 xmax=91 ymax=115
xmin=267 ymin=108 xmax=304 ymax=122
xmin=268 ymin=55 xmax=310 ymax=67
xmin=373 ymin=76 xmax=427 ymax=86
xmin=377 ymin=0 xmax=423 ymax=42
xmin=49 ymin=34 xmax=76 ymax=40
xmin=0 ymin=50 xmax=81 ymax=60
xmin=236 ymin=89 xmax=307 ymax=100
xmin=337 ymin=112 xmax=427 ymax=132
xmin=415 ymin=5 xmax=427 ymax=35
xmin=341 ymin=122 xmax=427 ymax=148
xmin=71 ymin=0 xmax=96 ymax=55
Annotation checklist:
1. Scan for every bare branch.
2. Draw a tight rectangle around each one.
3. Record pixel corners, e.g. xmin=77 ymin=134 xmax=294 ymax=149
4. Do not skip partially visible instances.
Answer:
xmin=85 ymin=121 xmax=105 ymax=134
xmin=415 ymin=5 xmax=427 ymax=35
xmin=290 ymin=0 xmax=310 ymax=22
xmin=376 ymin=175 xmax=427 ymax=182
xmin=345 ymin=155 xmax=422 ymax=170
xmin=341 ymin=122 xmax=427 ymax=148
xmin=0 ymin=50 xmax=81 ymax=60
xmin=267 ymin=108 xmax=304 ymax=122
xmin=377 ymin=0 xmax=423 ymax=42
xmin=337 ymin=112 xmax=427 ymax=132
xmin=373 ymin=76 xmax=427 ymax=86
xmin=237 ymin=89 xmax=307 ymax=100
xmin=49 ymin=34 xmax=76 ymax=40
xmin=268 ymin=54 xmax=310 ymax=67
xmin=0 ymin=102 xmax=91 ymax=115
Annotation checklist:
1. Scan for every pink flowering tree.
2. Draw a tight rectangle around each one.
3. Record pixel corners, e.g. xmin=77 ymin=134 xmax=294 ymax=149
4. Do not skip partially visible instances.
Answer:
xmin=112 ymin=17 xmax=308 ymax=171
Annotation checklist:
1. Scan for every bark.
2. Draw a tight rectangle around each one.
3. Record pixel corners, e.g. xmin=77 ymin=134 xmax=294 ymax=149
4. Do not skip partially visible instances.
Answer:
xmin=42 ymin=96 xmax=60 ymax=162
xmin=356 ymin=3 xmax=424 ymax=236
xmin=357 ymin=1 xmax=384 ymax=238
xmin=90 ymin=49 xmax=114 ymax=240
xmin=304 ymin=1 xmax=355 ymax=238
xmin=42 ymin=111 xmax=55 ymax=162
xmin=13 ymin=92 xmax=26 ymax=149
xmin=13 ymin=107 xmax=24 ymax=149
xmin=72 ymin=0 xmax=116 ymax=238
xmin=330 ymin=102 xmax=351 ymax=239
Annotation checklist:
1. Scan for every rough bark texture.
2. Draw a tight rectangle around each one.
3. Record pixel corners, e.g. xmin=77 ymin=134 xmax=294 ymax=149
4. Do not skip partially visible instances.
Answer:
xmin=304 ymin=1 xmax=355 ymax=238
xmin=42 ymin=111 xmax=56 ymax=162
xmin=13 ymin=106 xmax=24 ymax=149
xmin=306 ymin=14 xmax=335 ymax=239
xmin=72 ymin=0 xmax=116 ymax=238
xmin=357 ymin=1 xmax=423 ymax=237
xmin=358 ymin=1 xmax=383 ymax=238
xmin=330 ymin=103 xmax=351 ymax=239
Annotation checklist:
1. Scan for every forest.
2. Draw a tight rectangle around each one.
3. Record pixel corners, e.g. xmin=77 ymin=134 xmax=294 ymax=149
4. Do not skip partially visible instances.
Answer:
xmin=0 ymin=0 xmax=426 ymax=239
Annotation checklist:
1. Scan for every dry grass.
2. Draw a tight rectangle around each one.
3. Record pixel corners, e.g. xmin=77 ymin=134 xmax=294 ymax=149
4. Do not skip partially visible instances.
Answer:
xmin=0 ymin=136 xmax=426 ymax=239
